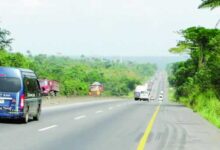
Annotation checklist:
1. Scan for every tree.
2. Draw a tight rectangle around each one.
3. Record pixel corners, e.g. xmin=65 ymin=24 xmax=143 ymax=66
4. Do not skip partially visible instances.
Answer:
xmin=169 ymin=26 xmax=220 ymax=100
xmin=170 ymin=27 xmax=220 ymax=71
xmin=199 ymin=0 xmax=220 ymax=9
xmin=0 ymin=27 xmax=13 ymax=50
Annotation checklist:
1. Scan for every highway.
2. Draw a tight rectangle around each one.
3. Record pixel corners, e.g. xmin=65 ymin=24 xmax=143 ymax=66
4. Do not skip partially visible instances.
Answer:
xmin=1 ymin=73 xmax=220 ymax=150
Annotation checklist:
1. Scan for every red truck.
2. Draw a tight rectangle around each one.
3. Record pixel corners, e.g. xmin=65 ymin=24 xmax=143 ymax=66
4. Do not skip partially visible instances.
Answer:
xmin=38 ymin=79 xmax=59 ymax=96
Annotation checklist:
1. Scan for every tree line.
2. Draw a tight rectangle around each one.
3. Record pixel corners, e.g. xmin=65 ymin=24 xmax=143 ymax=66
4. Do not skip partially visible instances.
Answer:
xmin=168 ymin=1 xmax=220 ymax=127
xmin=0 ymin=27 xmax=157 ymax=97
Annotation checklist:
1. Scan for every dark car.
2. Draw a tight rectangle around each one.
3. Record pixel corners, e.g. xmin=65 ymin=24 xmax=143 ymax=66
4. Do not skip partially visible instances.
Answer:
xmin=0 ymin=67 xmax=42 ymax=123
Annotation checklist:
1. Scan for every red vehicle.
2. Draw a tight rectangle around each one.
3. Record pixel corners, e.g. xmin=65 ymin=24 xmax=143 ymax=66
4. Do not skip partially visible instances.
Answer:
xmin=38 ymin=79 xmax=59 ymax=96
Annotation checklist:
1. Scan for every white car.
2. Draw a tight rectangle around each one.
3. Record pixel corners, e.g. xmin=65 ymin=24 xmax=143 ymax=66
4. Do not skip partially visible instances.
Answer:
xmin=158 ymin=95 xmax=163 ymax=101
xmin=150 ymin=96 xmax=155 ymax=100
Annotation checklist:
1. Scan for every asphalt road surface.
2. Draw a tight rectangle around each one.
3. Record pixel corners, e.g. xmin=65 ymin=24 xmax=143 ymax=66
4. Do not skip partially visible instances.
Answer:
xmin=0 ymin=72 xmax=220 ymax=150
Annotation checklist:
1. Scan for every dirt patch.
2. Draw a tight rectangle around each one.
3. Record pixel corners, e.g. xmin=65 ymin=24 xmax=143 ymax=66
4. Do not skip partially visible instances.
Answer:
xmin=42 ymin=96 xmax=127 ymax=107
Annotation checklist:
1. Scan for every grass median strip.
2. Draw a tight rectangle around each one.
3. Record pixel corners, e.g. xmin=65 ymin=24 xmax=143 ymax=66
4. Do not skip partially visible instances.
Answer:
xmin=136 ymin=105 xmax=161 ymax=150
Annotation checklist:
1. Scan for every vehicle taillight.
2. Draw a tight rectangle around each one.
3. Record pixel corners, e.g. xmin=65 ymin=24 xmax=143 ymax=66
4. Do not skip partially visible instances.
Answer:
xmin=20 ymin=94 xmax=25 ymax=109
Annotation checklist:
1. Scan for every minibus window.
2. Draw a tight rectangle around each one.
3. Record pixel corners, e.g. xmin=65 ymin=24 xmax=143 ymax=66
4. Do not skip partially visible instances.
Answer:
xmin=24 ymin=78 xmax=40 ymax=98
xmin=0 ymin=77 xmax=21 ymax=92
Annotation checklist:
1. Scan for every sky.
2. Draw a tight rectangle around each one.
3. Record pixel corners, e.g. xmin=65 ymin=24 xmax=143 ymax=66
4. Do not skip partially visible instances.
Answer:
xmin=0 ymin=0 xmax=219 ymax=56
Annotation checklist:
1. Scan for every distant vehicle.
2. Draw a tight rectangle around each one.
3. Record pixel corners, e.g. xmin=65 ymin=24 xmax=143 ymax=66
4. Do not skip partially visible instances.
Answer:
xmin=0 ymin=67 xmax=42 ymax=123
xmin=158 ymin=95 xmax=163 ymax=101
xmin=89 ymin=82 xmax=104 ymax=96
xmin=150 ymin=96 xmax=155 ymax=100
xmin=140 ymin=91 xmax=150 ymax=101
xmin=134 ymin=85 xmax=150 ymax=101
xmin=39 ymin=79 xmax=59 ymax=96
xmin=160 ymin=91 xmax=164 ymax=94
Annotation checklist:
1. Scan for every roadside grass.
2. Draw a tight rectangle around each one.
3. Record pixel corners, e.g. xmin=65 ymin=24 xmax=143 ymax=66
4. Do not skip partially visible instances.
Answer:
xmin=168 ymin=87 xmax=176 ymax=102
xmin=168 ymin=86 xmax=220 ymax=128
xmin=178 ymin=91 xmax=220 ymax=128
xmin=127 ymin=91 xmax=134 ymax=99
xmin=120 ymin=91 xmax=134 ymax=99
xmin=193 ymin=92 xmax=220 ymax=128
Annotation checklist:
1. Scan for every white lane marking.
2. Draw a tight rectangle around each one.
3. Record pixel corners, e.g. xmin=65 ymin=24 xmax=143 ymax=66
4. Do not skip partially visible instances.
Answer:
xmin=38 ymin=125 xmax=58 ymax=132
xmin=108 ymin=107 xmax=113 ymax=110
xmin=74 ymin=115 xmax=86 ymax=120
xmin=116 ymin=104 xmax=121 ymax=107
xmin=96 ymin=110 xmax=103 ymax=114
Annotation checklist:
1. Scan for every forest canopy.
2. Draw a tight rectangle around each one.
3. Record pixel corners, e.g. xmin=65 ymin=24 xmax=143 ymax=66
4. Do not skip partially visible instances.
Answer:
xmin=0 ymin=27 xmax=157 ymax=96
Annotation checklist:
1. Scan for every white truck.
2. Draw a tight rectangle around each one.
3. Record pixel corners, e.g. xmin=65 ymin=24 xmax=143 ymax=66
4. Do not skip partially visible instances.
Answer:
xmin=134 ymin=85 xmax=150 ymax=101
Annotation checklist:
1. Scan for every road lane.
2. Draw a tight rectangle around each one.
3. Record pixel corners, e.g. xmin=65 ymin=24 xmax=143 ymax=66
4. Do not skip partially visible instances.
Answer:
xmin=0 ymin=72 xmax=220 ymax=150
xmin=146 ymin=102 xmax=220 ymax=150
xmin=146 ymin=72 xmax=220 ymax=150
xmin=37 ymin=102 xmax=158 ymax=150
xmin=137 ymin=105 xmax=161 ymax=150
xmin=0 ymin=100 xmax=159 ymax=150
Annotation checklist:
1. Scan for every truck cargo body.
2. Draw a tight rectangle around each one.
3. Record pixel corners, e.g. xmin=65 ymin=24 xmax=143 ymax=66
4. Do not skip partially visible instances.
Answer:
xmin=39 ymin=79 xmax=59 ymax=96
xmin=134 ymin=85 xmax=150 ymax=101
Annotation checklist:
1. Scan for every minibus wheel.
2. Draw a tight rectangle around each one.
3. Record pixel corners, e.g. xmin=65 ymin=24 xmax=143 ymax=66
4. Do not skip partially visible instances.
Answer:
xmin=22 ymin=107 xmax=29 ymax=123
xmin=33 ymin=105 xmax=41 ymax=121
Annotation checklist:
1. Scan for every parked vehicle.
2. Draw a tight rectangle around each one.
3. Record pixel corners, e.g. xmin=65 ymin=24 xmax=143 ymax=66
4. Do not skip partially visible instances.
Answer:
xmin=38 ymin=79 xmax=59 ymax=96
xmin=0 ymin=67 xmax=42 ymax=123
xmin=89 ymin=82 xmax=104 ymax=96
xmin=134 ymin=85 xmax=150 ymax=101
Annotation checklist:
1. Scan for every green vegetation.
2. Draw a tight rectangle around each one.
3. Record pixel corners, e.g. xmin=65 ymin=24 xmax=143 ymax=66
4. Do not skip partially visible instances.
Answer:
xmin=0 ymin=27 xmax=157 ymax=97
xmin=168 ymin=87 xmax=175 ymax=102
xmin=199 ymin=0 xmax=220 ymax=9
xmin=168 ymin=2 xmax=220 ymax=128
xmin=168 ymin=27 xmax=220 ymax=128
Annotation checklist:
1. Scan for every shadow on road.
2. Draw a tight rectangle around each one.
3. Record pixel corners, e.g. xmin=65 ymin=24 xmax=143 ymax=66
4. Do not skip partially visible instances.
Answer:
xmin=0 ymin=118 xmax=35 ymax=124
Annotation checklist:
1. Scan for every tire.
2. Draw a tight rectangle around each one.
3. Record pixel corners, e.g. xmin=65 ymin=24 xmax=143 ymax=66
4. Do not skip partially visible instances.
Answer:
xmin=22 ymin=111 xmax=29 ymax=123
xmin=33 ymin=105 xmax=41 ymax=121
xmin=49 ymin=91 xmax=55 ymax=97
xmin=134 ymin=98 xmax=139 ymax=101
